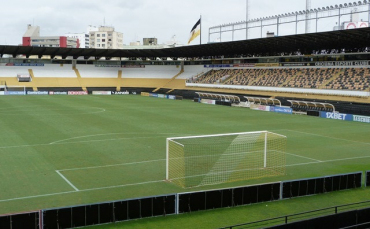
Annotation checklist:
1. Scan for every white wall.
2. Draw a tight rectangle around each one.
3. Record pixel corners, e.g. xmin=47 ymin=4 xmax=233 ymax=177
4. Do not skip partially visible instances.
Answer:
xmin=121 ymin=65 xmax=181 ymax=79
xmin=0 ymin=66 xmax=32 ymax=77
xmin=78 ymin=65 xmax=120 ymax=78
xmin=32 ymin=64 xmax=76 ymax=78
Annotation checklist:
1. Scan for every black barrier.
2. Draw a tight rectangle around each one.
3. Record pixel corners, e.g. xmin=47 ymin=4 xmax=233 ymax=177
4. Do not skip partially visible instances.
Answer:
xmin=43 ymin=195 xmax=176 ymax=229
xmin=282 ymin=172 xmax=362 ymax=199
xmin=366 ymin=171 xmax=370 ymax=187
xmin=307 ymin=110 xmax=320 ymax=117
xmin=0 ymin=212 xmax=39 ymax=229
xmin=1 ymin=171 xmax=368 ymax=229
xmin=178 ymin=183 xmax=280 ymax=213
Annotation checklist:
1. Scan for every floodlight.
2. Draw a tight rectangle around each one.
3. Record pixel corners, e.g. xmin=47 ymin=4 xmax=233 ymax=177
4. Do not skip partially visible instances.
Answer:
xmin=335 ymin=5 xmax=339 ymax=8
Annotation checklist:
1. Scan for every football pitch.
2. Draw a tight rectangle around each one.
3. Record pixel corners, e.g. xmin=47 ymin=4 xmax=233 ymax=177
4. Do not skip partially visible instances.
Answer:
xmin=0 ymin=95 xmax=369 ymax=222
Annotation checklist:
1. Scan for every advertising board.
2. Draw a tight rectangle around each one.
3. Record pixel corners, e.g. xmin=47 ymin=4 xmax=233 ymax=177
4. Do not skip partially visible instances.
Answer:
xmin=168 ymin=95 xmax=176 ymax=100
xmin=68 ymin=91 xmax=88 ymax=95
xmin=158 ymin=94 xmax=166 ymax=99
xmin=27 ymin=91 xmax=48 ymax=95
xmin=49 ymin=91 xmax=68 ymax=95
xmin=149 ymin=93 xmax=158 ymax=98
xmin=250 ymin=104 xmax=270 ymax=111
xmin=353 ymin=115 xmax=370 ymax=124
xmin=112 ymin=91 xmax=130 ymax=95
xmin=270 ymin=106 xmax=293 ymax=114
xmin=320 ymin=112 xmax=353 ymax=121
xmin=5 ymin=91 xmax=26 ymax=95
xmin=200 ymin=99 xmax=216 ymax=105
xmin=92 ymin=91 xmax=112 ymax=95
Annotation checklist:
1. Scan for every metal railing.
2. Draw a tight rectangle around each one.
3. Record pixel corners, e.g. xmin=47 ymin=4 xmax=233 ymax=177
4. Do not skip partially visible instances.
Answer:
xmin=220 ymin=200 xmax=370 ymax=229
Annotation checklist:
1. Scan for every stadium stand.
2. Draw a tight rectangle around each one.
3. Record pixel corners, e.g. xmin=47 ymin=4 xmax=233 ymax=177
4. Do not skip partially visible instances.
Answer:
xmin=191 ymin=67 xmax=370 ymax=92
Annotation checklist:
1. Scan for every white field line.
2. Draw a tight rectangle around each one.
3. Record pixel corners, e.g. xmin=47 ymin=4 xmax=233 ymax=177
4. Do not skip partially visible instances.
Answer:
xmin=285 ymin=152 xmax=322 ymax=162
xmin=49 ymin=132 xmax=182 ymax=145
xmin=1 ymin=155 xmax=370 ymax=203
xmin=59 ymin=159 xmax=166 ymax=172
xmin=55 ymin=170 xmax=79 ymax=191
xmin=0 ymin=133 xmax=190 ymax=150
xmin=283 ymin=129 xmax=370 ymax=146
xmin=0 ymin=137 xmax=163 ymax=150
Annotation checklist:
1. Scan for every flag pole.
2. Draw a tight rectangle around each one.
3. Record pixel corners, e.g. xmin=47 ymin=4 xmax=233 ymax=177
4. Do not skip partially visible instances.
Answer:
xmin=200 ymin=15 xmax=202 ymax=45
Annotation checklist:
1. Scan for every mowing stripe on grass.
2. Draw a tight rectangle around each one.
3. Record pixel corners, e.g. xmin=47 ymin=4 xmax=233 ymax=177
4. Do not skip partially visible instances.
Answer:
xmin=59 ymin=159 xmax=166 ymax=172
xmin=56 ymin=170 xmax=79 ymax=191
xmin=284 ymin=129 xmax=370 ymax=146
xmin=0 ymin=180 xmax=164 ymax=203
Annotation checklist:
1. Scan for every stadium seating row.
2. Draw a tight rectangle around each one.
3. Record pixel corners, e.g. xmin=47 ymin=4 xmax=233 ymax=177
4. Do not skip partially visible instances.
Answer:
xmin=192 ymin=67 xmax=370 ymax=91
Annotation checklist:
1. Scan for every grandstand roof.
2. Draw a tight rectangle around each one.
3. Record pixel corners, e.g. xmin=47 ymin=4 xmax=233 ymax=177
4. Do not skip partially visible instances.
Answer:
xmin=1 ymin=27 xmax=370 ymax=59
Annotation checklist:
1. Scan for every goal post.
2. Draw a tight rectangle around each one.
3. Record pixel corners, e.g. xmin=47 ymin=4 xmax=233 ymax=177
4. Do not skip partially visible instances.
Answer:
xmin=166 ymin=131 xmax=286 ymax=188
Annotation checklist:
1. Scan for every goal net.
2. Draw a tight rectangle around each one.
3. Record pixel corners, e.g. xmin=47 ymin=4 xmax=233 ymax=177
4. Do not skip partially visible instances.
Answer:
xmin=166 ymin=131 xmax=286 ymax=188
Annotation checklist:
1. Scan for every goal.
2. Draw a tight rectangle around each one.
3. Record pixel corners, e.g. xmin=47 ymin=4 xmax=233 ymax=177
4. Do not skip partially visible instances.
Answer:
xmin=166 ymin=131 xmax=286 ymax=188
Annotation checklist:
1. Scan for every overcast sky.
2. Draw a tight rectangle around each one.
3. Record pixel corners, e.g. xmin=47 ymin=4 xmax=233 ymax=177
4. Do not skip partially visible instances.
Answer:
xmin=0 ymin=0 xmax=368 ymax=46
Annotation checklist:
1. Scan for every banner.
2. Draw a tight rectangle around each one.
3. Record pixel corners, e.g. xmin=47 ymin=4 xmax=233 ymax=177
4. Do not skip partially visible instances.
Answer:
xmin=92 ymin=91 xmax=112 ymax=95
xmin=320 ymin=112 xmax=353 ymax=121
xmin=68 ymin=91 xmax=88 ymax=95
xmin=149 ymin=93 xmax=158 ymax=98
xmin=0 ymin=92 xmax=4 ymax=95
xmin=141 ymin=92 xmax=150 ymax=97
xmin=6 ymin=63 xmax=44 ymax=67
xmin=204 ymin=64 xmax=233 ymax=68
xmin=122 ymin=65 xmax=145 ymax=68
xmin=95 ymin=65 xmax=121 ymax=67
xmin=5 ymin=91 xmax=26 ymax=95
xmin=168 ymin=95 xmax=176 ymax=100
xmin=49 ymin=91 xmax=68 ymax=95
xmin=270 ymin=106 xmax=293 ymax=114
xmin=27 ymin=91 xmax=48 ymax=95
xmin=250 ymin=104 xmax=270 ymax=111
xmin=158 ymin=94 xmax=166 ymax=99
xmin=255 ymin=63 xmax=279 ymax=67
xmin=315 ymin=61 xmax=369 ymax=67
xmin=112 ymin=91 xmax=130 ymax=95
xmin=200 ymin=99 xmax=216 ymax=105
xmin=353 ymin=115 xmax=370 ymax=124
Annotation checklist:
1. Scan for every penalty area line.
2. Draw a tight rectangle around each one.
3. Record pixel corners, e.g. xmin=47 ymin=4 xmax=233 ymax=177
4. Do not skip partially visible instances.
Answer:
xmin=56 ymin=170 xmax=79 ymax=191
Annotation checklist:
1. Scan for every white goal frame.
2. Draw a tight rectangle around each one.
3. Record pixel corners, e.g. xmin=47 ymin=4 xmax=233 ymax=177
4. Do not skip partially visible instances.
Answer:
xmin=166 ymin=131 xmax=286 ymax=187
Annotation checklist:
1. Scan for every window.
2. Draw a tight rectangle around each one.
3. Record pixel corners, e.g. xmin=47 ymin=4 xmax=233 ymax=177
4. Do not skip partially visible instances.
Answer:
xmin=97 ymin=34 xmax=100 ymax=37
xmin=102 ymin=39 xmax=105 ymax=42
xmin=102 ymin=34 xmax=106 ymax=37
xmin=108 ymin=39 xmax=112 ymax=41
xmin=97 ymin=39 xmax=100 ymax=42
xmin=97 ymin=44 xmax=100 ymax=47
xmin=102 ymin=44 xmax=105 ymax=47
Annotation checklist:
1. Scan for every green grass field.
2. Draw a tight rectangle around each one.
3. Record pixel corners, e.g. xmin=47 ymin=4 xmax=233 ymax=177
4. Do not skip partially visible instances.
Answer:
xmin=0 ymin=95 xmax=369 ymax=228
